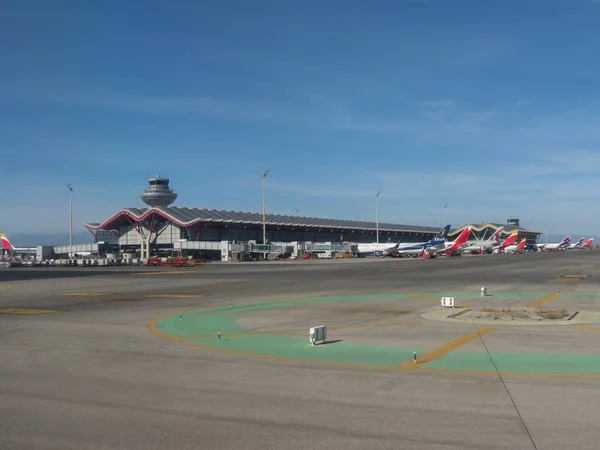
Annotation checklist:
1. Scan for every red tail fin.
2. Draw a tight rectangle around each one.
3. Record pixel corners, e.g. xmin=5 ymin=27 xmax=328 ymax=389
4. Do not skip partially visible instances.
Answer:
xmin=501 ymin=232 xmax=519 ymax=247
xmin=457 ymin=227 xmax=471 ymax=245
xmin=1 ymin=234 xmax=14 ymax=250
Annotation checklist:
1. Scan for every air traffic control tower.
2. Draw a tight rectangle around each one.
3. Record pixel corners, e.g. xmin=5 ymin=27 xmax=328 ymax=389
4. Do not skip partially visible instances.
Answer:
xmin=140 ymin=174 xmax=177 ymax=207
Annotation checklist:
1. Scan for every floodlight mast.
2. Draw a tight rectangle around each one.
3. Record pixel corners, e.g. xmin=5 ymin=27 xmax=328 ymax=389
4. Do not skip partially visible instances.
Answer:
xmin=262 ymin=170 xmax=269 ymax=257
xmin=67 ymin=184 xmax=74 ymax=246
xmin=375 ymin=190 xmax=380 ymax=243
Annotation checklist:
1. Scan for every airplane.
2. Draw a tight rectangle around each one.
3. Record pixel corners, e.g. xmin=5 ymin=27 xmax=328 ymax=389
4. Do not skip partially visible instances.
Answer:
xmin=353 ymin=241 xmax=400 ymax=256
xmin=536 ymin=236 xmax=571 ymax=251
xmin=426 ymin=226 xmax=471 ymax=257
xmin=569 ymin=237 xmax=594 ymax=250
xmin=503 ymin=238 xmax=527 ymax=254
xmin=492 ymin=231 xmax=520 ymax=253
xmin=1 ymin=234 xmax=38 ymax=259
xmin=567 ymin=237 xmax=585 ymax=249
xmin=461 ymin=227 xmax=504 ymax=254
xmin=69 ymin=252 xmax=93 ymax=258
xmin=355 ymin=225 xmax=452 ymax=257
xmin=394 ymin=225 xmax=452 ymax=257
xmin=1 ymin=234 xmax=37 ymax=253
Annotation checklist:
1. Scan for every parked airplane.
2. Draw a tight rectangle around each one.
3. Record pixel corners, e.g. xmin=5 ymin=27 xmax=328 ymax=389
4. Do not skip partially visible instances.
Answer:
xmin=353 ymin=241 xmax=400 ymax=256
xmin=427 ymin=226 xmax=471 ymax=256
xmin=461 ymin=227 xmax=504 ymax=254
xmin=567 ymin=237 xmax=585 ymax=249
xmin=394 ymin=225 xmax=452 ymax=257
xmin=356 ymin=225 xmax=452 ymax=257
xmin=492 ymin=231 xmax=520 ymax=253
xmin=1 ymin=234 xmax=37 ymax=256
xmin=69 ymin=252 xmax=93 ymax=258
xmin=569 ymin=238 xmax=594 ymax=249
xmin=536 ymin=236 xmax=571 ymax=251
xmin=504 ymin=238 xmax=527 ymax=254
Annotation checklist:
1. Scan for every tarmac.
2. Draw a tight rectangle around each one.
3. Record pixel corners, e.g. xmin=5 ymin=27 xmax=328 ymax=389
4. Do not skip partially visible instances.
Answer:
xmin=1 ymin=251 xmax=600 ymax=449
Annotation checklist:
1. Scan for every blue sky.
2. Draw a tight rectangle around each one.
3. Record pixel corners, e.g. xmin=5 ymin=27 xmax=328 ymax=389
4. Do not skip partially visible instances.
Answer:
xmin=2 ymin=0 xmax=600 ymax=237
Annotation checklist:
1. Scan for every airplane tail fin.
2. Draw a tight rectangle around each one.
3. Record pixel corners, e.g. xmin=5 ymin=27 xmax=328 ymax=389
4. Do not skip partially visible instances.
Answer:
xmin=561 ymin=236 xmax=571 ymax=245
xmin=427 ymin=225 xmax=451 ymax=247
xmin=455 ymin=227 xmax=471 ymax=246
xmin=575 ymin=237 xmax=585 ymax=246
xmin=434 ymin=224 xmax=451 ymax=241
xmin=501 ymin=231 xmax=519 ymax=247
xmin=1 ymin=234 xmax=14 ymax=250
xmin=516 ymin=238 xmax=527 ymax=249
xmin=488 ymin=227 xmax=504 ymax=243
xmin=584 ymin=238 xmax=594 ymax=248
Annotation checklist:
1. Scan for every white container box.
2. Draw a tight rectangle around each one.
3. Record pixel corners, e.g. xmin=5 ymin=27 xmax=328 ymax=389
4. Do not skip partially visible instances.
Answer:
xmin=309 ymin=326 xmax=327 ymax=345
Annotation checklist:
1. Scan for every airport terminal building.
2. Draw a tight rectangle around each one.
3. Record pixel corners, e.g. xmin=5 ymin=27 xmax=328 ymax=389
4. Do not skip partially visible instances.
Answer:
xmin=64 ymin=176 xmax=541 ymax=261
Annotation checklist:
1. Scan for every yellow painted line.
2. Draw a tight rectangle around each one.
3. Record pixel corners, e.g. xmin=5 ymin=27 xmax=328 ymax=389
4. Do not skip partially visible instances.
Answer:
xmin=61 ymin=292 xmax=109 ymax=297
xmin=181 ymin=282 xmax=223 ymax=294
xmin=146 ymin=294 xmax=204 ymax=299
xmin=61 ymin=292 xmax=204 ymax=299
xmin=580 ymin=326 xmax=600 ymax=333
xmin=407 ymin=294 xmax=439 ymax=303
xmin=0 ymin=283 xmax=12 ymax=290
xmin=399 ymin=327 xmax=495 ymax=369
xmin=0 ymin=308 xmax=58 ymax=315
xmin=407 ymin=294 xmax=469 ymax=308
xmin=531 ymin=292 xmax=562 ymax=308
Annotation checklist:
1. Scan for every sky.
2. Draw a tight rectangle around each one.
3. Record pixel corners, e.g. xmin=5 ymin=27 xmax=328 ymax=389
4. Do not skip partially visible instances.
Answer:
xmin=1 ymin=0 xmax=600 ymax=237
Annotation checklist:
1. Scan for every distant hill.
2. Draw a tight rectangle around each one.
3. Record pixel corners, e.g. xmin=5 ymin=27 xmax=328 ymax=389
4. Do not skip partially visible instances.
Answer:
xmin=8 ymin=232 xmax=93 ymax=247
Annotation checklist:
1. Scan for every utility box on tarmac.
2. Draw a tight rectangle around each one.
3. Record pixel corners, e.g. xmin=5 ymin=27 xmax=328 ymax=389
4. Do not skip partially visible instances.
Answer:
xmin=309 ymin=326 xmax=327 ymax=345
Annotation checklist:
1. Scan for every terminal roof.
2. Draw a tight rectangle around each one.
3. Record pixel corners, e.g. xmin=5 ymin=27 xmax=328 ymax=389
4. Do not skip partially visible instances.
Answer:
xmin=84 ymin=207 xmax=540 ymax=235
xmin=83 ymin=206 xmax=443 ymax=233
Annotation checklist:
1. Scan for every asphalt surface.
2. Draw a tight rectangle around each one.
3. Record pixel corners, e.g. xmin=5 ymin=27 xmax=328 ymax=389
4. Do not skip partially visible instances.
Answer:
xmin=1 ymin=252 xmax=600 ymax=449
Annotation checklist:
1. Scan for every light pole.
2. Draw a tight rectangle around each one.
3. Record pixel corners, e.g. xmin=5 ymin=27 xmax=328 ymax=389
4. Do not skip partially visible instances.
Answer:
xmin=375 ymin=190 xmax=380 ymax=243
xmin=443 ymin=203 xmax=448 ymax=226
xmin=261 ymin=170 xmax=269 ymax=253
xmin=67 ymin=184 xmax=74 ymax=246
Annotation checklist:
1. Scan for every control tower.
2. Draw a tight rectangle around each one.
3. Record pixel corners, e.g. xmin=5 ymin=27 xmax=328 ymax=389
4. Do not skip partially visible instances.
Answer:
xmin=507 ymin=218 xmax=520 ymax=227
xmin=140 ymin=174 xmax=177 ymax=207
